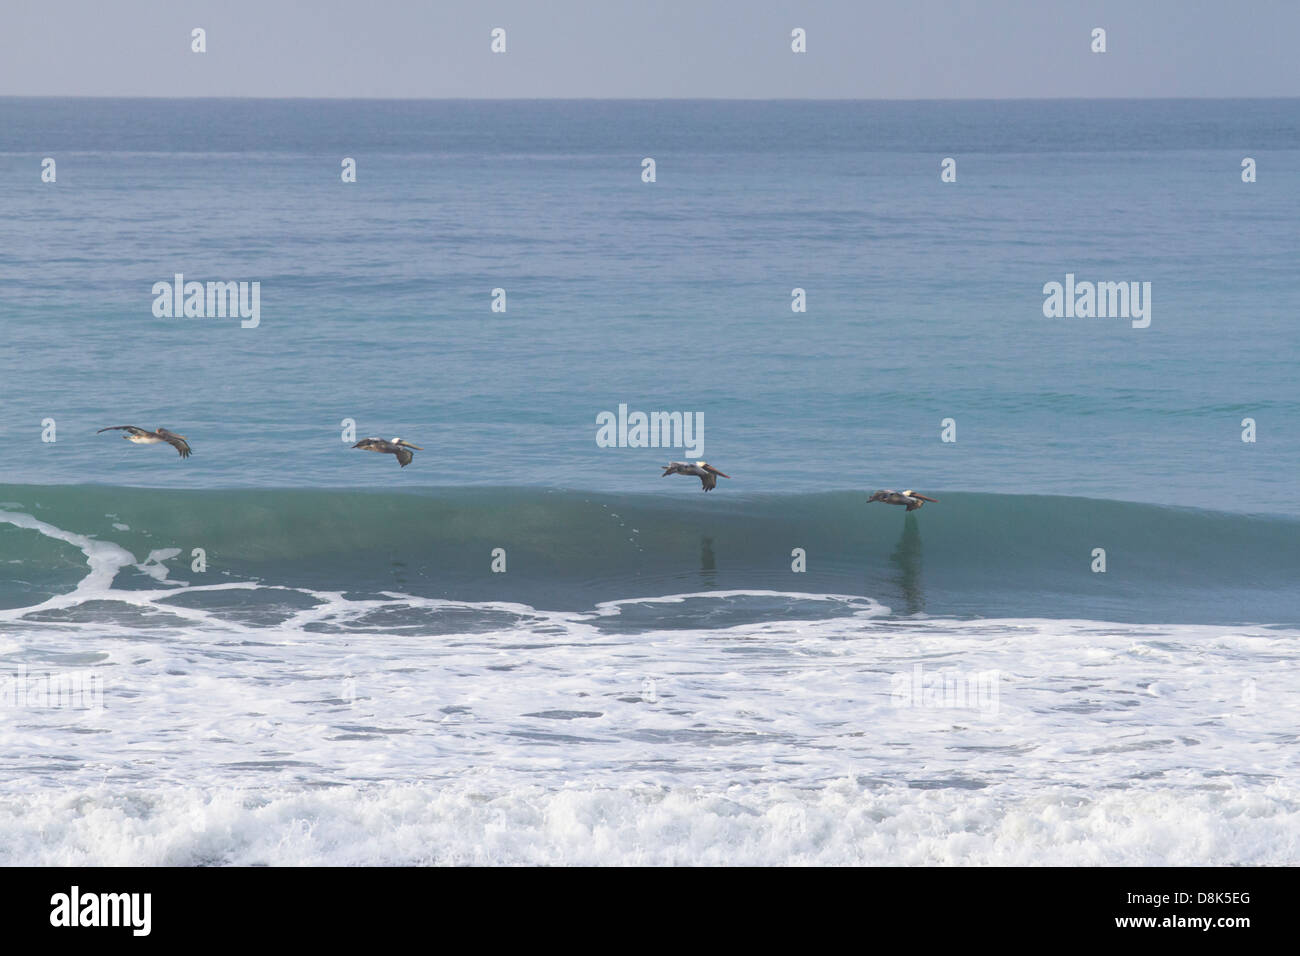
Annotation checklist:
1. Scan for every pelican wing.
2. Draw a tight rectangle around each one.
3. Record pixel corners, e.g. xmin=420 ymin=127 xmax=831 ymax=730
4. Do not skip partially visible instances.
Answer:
xmin=156 ymin=428 xmax=192 ymax=458
xmin=97 ymin=425 xmax=146 ymax=435
xmin=394 ymin=447 xmax=413 ymax=467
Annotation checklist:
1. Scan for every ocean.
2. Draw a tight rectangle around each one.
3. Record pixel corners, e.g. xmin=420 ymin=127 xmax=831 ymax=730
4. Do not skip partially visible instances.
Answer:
xmin=1 ymin=98 xmax=1298 ymax=864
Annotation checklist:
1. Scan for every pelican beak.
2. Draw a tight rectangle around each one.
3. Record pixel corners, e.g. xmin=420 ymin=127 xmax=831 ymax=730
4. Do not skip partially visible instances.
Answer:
xmin=710 ymin=468 xmax=731 ymax=479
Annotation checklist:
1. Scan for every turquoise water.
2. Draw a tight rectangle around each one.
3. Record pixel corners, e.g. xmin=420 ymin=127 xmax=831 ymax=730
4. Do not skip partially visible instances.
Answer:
xmin=2 ymin=484 xmax=1297 ymax=624
xmin=2 ymin=97 xmax=1296 ymax=622
xmin=0 ymin=99 xmax=1296 ymax=511
xmin=1 ymin=100 xmax=1298 ymax=864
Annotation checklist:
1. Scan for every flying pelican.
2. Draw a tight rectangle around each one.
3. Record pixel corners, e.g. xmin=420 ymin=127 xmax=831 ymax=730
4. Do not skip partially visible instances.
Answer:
xmin=97 ymin=425 xmax=192 ymax=458
xmin=662 ymin=461 xmax=731 ymax=492
xmin=352 ymin=437 xmax=423 ymax=468
xmin=868 ymin=489 xmax=938 ymax=512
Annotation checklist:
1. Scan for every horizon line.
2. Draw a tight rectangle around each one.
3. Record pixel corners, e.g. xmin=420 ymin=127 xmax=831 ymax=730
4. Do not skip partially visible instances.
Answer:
xmin=2 ymin=94 xmax=1298 ymax=103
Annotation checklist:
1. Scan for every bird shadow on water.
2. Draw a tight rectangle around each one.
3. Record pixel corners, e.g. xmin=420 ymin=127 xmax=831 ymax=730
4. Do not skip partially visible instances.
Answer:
xmin=699 ymin=536 xmax=717 ymax=588
xmin=888 ymin=514 xmax=925 ymax=615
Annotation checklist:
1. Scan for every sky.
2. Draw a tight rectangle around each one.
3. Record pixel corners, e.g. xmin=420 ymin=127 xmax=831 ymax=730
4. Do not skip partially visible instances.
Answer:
xmin=0 ymin=0 xmax=1296 ymax=99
